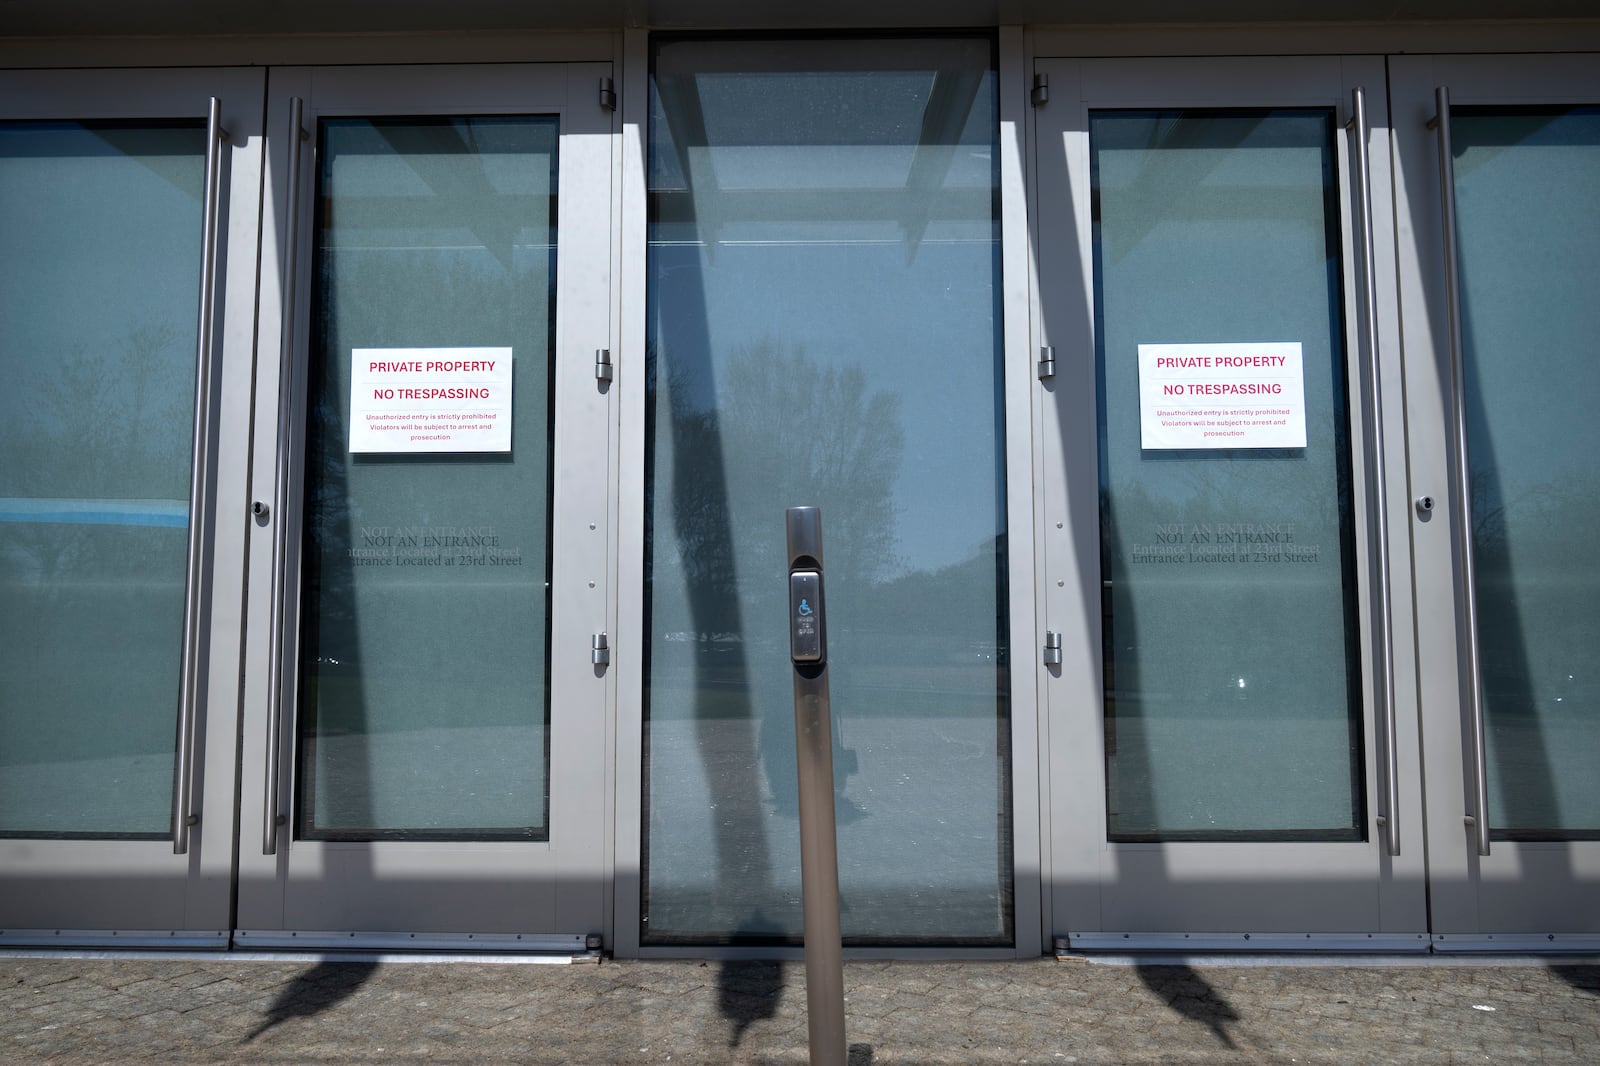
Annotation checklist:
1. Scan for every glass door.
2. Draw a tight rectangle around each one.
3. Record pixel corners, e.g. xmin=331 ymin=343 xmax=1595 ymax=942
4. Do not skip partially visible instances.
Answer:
xmin=235 ymin=64 xmax=615 ymax=949
xmin=635 ymin=37 xmax=1018 ymax=948
xmin=1392 ymin=54 xmax=1600 ymax=950
xmin=1034 ymin=57 xmax=1428 ymax=948
xmin=0 ymin=69 xmax=263 ymax=945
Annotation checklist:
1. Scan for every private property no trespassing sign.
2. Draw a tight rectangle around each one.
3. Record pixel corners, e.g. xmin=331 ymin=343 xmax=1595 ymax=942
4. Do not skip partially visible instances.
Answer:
xmin=349 ymin=347 xmax=513 ymax=454
xmin=1137 ymin=341 xmax=1307 ymax=450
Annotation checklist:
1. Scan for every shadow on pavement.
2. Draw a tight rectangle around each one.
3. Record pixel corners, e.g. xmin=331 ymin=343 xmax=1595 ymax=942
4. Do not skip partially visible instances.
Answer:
xmin=717 ymin=959 xmax=784 ymax=1048
xmin=714 ymin=959 xmax=877 ymax=1061
xmin=1136 ymin=964 xmax=1241 ymax=1048
xmin=1551 ymin=965 xmax=1600 ymax=998
xmin=244 ymin=960 xmax=380 ymax=1042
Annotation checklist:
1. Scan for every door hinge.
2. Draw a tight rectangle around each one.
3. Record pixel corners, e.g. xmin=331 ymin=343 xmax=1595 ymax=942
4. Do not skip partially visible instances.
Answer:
xmin=1037 ymin=346 xmax=1057 ymax=380
xmin=1042 ymin=631 xmax=1062 ymax=666
xmin=1031 ymin=73 xmax=1049 ymax=108
xmin=599 ymin=77 xmax=617 ymax=112
xmin=595 ymin=348 xmax=613 ymax=382
xmin=591 ymin=632 xmax=611 ymax=667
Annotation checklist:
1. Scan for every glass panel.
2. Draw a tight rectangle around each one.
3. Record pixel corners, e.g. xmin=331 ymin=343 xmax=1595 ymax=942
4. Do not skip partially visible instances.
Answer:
xmin=1091 ymin=110 xmax=1364 ymax=841
xmin=0 ymin=121 xmax=204 ymax=838
xmin=644 ymin=38 xmax=1011 ymax=944
xmin=1452 ymin=106 xmax=1600 ymax=840
xmin=299 ymin=117 xmax=557 ymax=840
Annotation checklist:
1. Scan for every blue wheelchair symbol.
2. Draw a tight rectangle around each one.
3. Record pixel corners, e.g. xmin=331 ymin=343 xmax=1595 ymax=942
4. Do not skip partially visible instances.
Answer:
xmin=798 ymin=599 xmax=813 ymax=617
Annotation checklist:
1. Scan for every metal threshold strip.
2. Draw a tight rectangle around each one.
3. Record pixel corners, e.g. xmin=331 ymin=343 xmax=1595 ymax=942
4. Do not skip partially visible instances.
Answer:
xmin=1059 ymin=931 xmax=1600 ymax=960
xmin=1062 ymin=932 xmax=1431 ymax=954
xmin=0 ymin=949 xmax=594 ymax=965
xmin=232 ymin=930 xmax=598 ymax=955
xmin=0 ymin=929 xmax=229 ymax=950
xmin=0 ymin=929 xmax=599 ymax=961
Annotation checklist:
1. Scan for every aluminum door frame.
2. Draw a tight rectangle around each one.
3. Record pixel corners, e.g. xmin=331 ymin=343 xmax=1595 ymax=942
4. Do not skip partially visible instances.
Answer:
xmin=1391 ymin=52 xmax=1600 ymax=952
xmin=236 ymin=63 xmax=618 ymax=950
xmin=1032 ymin=56 xmax=1429 ymax=949
xmin=0 ymin=67 xmax=265 ymax=947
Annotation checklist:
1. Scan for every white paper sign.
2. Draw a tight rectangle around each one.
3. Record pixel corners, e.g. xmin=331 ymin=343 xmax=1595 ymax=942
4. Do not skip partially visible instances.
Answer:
xmin=348 ymin=347 xmax=513 ymax=454
xmin=1137 ymin=342 xmax=1306 ymax=450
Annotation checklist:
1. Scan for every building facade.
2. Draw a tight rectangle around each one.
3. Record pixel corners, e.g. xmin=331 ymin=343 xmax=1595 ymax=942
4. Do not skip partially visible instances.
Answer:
xmin=1 ymin=3 xmax=1597 ymax=957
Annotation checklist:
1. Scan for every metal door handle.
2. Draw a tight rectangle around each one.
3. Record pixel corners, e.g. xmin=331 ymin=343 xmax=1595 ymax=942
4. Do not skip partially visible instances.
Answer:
xmin=173 ymin=97 xmax=228 ymax=854
xmin=1346 ymin=87 xmax=1400 ymax=857
xmin=1429 ymin=85 xmax=1491 ymax=857
xmin=264 ymin=98 xmax=307 ymax=855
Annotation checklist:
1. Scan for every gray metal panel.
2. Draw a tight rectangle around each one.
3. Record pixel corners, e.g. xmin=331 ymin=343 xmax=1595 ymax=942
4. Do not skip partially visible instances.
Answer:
xmin=4 ymin=0 xmax=1600 ymax=38
xmin=0 ymin=66 xmax=264 ymax=937
xmin=1031 ymin=55 xmax=1429 ymax=938
xmin=999 ymin=24 xmax=1047 ymax=960
xmin=234 ymin=61 xmax=616 ymax=941
xmin=6 ymin=25 xmax=1600 ymax=74
xmin=1389 ymin=52 xmax=1600 ymax=938
xmin=548 ymin=58 xmax=621 ymax=945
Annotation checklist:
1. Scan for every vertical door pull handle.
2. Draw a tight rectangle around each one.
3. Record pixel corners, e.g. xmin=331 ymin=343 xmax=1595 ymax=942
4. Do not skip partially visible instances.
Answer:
xmin=1347 ymin=87 xmax=1401 ymax=858
xmin=1431 ymin=85 xmax=1492 ymax=858
xmin=264 ymin=97 xmax=307 ymax=856
xmin=173 ymin=97 xmax=228 ymax=855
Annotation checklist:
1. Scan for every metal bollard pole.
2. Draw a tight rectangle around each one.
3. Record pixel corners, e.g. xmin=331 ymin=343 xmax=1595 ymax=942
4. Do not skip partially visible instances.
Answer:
xmin=785 ymin=506 xmax=847 ymax=1066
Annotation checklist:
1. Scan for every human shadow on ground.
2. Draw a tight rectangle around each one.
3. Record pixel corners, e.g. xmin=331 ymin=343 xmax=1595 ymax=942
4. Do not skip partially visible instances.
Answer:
xmin=717 ymin=959 xmax=784 ymax=1049
xmin=1136 ymin=964 xmax=1242 ymax=1048
xmin=244 ymin=960 xmax=380 ymax=1042
xmin=715 ymin=958 xmax=876 ymax=1062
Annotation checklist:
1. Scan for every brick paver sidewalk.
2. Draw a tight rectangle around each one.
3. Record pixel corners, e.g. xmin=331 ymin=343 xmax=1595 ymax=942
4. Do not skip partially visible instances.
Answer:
xmin=4 ymin=954 xmax=1598 ymax=1063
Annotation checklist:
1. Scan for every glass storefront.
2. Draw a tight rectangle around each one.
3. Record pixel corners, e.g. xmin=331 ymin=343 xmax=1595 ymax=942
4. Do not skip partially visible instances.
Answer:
xmin=3 ymin=40 xmax=1598 ymax=953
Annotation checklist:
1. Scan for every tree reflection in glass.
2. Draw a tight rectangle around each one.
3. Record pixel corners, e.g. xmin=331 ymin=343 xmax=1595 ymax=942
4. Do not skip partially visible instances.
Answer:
xmin=644 ymin=38 xmax=1011 ymax=944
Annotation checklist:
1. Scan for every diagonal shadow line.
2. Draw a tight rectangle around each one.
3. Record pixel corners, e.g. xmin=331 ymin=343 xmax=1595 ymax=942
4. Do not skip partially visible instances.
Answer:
xmin=1135 ymin=964 xmax=1242 ymax=1049
xmin=243 ymin=960 xmax=380 ymax=1042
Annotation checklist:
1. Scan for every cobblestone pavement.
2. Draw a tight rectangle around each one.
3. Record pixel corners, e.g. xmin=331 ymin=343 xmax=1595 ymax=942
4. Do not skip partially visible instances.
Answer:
xmin=3 ymin=953 xmax=1598 ymax=1064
